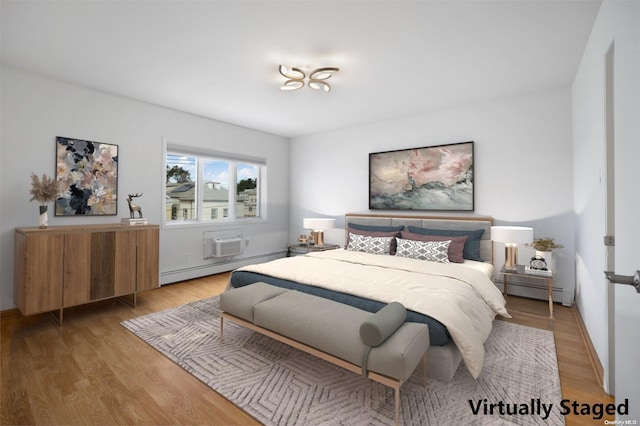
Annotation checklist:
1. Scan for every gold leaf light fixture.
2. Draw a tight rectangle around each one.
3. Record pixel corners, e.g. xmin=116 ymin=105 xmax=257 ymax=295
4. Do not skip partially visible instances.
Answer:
xmin=279 ymin=65 xmax=340 ymax=92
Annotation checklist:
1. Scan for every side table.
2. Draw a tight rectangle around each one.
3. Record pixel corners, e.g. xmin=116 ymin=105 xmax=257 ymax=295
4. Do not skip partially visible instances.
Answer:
xmin=501 ymin=265 xmax=554 ymax=318
xmin=288 ymin=243 xmax=341 ymax=257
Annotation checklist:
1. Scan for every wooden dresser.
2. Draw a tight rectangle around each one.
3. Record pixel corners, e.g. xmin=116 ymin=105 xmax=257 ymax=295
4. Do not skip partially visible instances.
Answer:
xmin=14 ymin=224 xmax=159 ymax=323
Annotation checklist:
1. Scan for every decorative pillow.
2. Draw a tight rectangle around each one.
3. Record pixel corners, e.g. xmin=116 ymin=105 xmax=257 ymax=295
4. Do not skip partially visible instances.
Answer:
xmin=346 ymin=233 xmax=394 ymax=255
xmin=395 ymin=238 xmax=451 ymax=263
xmin=347 ymin=223 xmax=404 ymax=233
xmin=400 ymin=231 xmax=467 ymax=263
xmin=346 ymin=227 xmax=400 ymax=254
xmin=407 ymin=226 xmax=485 ymax=261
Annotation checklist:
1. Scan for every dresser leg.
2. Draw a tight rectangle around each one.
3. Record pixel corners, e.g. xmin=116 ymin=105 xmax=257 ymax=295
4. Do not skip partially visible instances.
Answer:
xmin=48 ymin=309 xmax=63 ymax=326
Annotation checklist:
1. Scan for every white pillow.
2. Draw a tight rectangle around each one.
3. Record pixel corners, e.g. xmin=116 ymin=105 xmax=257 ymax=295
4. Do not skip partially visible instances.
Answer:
xmin=395 ymin=238 xmax=451 ymax=263
xmin=346 ymin=232 xmax=393 ymax=255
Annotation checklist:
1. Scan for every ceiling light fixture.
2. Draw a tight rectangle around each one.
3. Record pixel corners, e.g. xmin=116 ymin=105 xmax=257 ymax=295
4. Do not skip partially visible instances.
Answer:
xmin=279 ymin=65 xmax=339 ymax=92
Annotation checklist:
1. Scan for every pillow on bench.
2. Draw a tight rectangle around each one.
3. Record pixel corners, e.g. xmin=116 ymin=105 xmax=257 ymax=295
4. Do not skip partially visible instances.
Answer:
xmin=360 ymin=302 xmax=407 ymax=376
xmin=360 ymin=302 xmax=407 ymax=346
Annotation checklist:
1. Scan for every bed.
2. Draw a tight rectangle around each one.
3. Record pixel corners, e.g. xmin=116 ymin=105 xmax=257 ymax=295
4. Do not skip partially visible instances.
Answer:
xmin=228 ymin=213 xmax=510 ymax=381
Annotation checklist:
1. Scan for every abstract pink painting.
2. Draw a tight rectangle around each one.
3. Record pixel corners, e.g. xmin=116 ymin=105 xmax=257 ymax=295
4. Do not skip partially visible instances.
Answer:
xmin=369 ymin=141 xmax=474 ymax=211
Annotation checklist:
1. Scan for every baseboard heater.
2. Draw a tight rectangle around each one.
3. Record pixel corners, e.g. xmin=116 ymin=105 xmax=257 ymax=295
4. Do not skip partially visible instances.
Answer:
xmin=160 ymin=251 xmax=287 ymax=286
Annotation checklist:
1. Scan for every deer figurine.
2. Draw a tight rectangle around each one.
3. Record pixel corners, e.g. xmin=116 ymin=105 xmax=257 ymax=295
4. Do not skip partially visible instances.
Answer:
xmin=127 ymin=193 xmax=144 ymax=218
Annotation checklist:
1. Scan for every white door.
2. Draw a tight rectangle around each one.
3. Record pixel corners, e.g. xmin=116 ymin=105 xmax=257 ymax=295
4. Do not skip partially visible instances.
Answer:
xmin=609 ymin=9 xmax=640 ymax=420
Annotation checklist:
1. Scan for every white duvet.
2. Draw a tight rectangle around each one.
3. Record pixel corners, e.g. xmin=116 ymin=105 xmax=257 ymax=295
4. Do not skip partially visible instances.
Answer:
xmin=234 ymin=248 xmax=511 ymax=378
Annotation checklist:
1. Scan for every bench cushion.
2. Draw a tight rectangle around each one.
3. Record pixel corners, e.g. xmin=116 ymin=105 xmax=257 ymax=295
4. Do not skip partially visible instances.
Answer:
xmin=253 ymin=289 xmax=429 ymax=381
xmin=220 ymin=282 xmax=288 ymax=323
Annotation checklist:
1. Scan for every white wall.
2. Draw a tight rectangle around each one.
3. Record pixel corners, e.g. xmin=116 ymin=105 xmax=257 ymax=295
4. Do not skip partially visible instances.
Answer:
xmin=290 ymin=88 xmax=576 ymax=306
xmin=0 ymin=67 xmax=289 ymax=310
xmin=572 ymin=0 xmax=640 ymax=405
xmin=572 ymin=1 xmax=610 ymax=385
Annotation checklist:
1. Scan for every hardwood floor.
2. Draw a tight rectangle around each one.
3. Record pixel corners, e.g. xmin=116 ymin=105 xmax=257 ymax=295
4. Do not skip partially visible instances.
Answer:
xmin=501 ymin=295 xmax=615 ymax=425
xmin=1 ymin=273 xmax=613 ymax=425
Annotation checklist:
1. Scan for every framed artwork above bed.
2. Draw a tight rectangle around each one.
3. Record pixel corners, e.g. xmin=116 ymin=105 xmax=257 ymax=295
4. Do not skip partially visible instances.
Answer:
xmin=369 ymin=141 xmax=474 ymax=211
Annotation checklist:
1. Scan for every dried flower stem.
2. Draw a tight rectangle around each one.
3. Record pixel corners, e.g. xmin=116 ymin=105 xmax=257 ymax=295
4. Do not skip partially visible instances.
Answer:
xmin=29 ymin=173 xmax=60 ymax=205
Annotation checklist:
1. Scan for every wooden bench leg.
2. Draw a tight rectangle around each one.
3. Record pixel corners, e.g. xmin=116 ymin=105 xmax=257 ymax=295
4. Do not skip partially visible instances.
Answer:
xmin=220 ymin=315 xmax=224 ymax=340
xmin=394 ymin=385 xmax=400 ymax=426
xmin=423 ymin=353 xmax=427 ymax=386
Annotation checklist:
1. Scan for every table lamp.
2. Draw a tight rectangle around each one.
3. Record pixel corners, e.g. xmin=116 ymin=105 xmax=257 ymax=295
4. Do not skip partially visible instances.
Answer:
xmin=303 ymin=218 xmax=335 ymax=247
xmin=491 ymin=226 xmax=534 ymax=271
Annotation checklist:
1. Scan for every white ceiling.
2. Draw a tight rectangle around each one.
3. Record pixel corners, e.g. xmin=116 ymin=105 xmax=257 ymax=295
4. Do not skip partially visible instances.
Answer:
xmin=1 ymin=0 xmax=601 ymax=138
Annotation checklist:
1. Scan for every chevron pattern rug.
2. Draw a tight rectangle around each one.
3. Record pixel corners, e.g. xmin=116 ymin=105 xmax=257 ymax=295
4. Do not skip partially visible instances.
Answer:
xmin=122 ymin=296 xmax=563 ymax=425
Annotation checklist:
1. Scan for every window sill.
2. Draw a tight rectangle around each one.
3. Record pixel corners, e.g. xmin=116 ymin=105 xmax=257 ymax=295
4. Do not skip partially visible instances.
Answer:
xmin=162 ymin=218 xmax=268 ymax=230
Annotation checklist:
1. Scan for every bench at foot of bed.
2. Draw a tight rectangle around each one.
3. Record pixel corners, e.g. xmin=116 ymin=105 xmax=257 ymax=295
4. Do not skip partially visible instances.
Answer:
xmin=220 ymin=282 xmax=430 ymax=426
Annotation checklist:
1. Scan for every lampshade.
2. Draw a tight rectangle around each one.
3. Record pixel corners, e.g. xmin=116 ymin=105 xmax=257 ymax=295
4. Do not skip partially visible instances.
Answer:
xmin=491 ymin=226 xmax=534 ymax=244
xmin=491 ymin=226 xmax=533 ymax=271
xmin=303 ymin=218 xmax=336 ymax=231
xmin=303 ymin=218 xmax=335 ymax=247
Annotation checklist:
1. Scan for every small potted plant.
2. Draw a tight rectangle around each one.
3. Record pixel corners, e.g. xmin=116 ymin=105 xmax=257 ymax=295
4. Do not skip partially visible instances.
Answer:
xmin=528 ymin=237 xmax=564 ymax=271
xmin=29 ymin=173 xmax=60 ymax=228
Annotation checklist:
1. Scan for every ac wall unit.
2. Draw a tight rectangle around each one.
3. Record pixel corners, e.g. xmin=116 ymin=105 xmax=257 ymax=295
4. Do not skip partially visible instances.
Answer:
xmin=204 ymin=236 xmax=243 ymax=258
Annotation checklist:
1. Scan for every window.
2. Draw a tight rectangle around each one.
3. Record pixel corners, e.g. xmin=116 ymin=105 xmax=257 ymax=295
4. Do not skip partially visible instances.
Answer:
xmin=165 ymin=147 xmax=263 ymax=224
xmin=236 ymin=163 xmax=259 ymax=219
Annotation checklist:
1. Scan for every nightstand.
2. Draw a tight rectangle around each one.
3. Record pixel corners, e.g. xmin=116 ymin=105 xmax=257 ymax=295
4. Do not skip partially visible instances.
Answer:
xmin=288 ymin=244 xmax=341 ymax=257
xmin=501 ymin=265 xmax=554 ymax=318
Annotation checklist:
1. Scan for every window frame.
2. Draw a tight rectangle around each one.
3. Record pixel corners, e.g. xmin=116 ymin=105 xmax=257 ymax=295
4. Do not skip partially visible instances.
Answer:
xmin=162 ymin=140 xmax=266 ymax=228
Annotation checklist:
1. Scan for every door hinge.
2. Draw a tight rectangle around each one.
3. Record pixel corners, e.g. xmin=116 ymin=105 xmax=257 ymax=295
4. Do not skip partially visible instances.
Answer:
xmin=604 ymin=235 xmax=615 ymax=246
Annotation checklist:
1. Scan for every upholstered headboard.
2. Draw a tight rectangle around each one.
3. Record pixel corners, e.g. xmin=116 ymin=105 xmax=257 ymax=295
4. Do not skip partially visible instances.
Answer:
xmin=345 ymin=213 xmax=494 ymax=263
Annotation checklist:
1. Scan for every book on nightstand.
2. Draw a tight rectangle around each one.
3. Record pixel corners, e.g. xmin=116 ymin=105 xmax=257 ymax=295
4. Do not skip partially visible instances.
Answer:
xmin=121 ymin=218 xmax=148 ymax=226
xmin=524 ymin=266 xmax=552 ymax=277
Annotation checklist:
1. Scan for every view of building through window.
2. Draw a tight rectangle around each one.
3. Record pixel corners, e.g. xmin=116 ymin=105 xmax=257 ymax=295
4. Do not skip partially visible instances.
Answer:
xmin=165 ymin=152 xmax=260 ymax=222
xmin=236 ymin=163 xmax=258 ymax=218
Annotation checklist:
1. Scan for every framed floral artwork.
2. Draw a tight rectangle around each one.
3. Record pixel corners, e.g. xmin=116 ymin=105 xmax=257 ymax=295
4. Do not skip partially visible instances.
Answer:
xmin=55 ymin=136 xmax=118 ymax=216
xmin=369 ymin=141 xmax=474 ymax=211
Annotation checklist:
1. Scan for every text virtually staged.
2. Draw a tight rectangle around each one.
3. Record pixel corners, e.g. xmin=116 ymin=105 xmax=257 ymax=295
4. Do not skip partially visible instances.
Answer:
xmin=469 ymin=398 xmax=633 ymax=422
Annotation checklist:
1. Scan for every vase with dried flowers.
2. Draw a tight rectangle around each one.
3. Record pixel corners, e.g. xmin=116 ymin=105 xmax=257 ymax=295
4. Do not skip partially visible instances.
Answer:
xmin=29 ymin=173 xmax=60 ymax=228
xmin=527 ymin=237 xmax=564 ymax=271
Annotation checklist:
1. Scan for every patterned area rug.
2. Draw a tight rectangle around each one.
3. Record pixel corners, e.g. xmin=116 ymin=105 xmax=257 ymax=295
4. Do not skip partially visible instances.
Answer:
xmin=122 ymin=297 xmax=563 ymax=425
